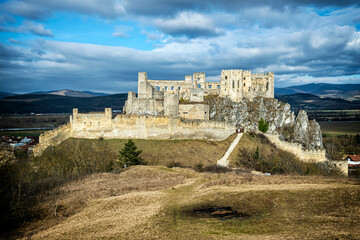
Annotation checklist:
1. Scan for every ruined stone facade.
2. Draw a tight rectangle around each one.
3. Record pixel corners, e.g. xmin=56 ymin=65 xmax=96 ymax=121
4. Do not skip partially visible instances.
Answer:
xmin=143 ymin=69 xmax=274 ymax=102
xmin=124 ymin=69 xmax=274 ymax=120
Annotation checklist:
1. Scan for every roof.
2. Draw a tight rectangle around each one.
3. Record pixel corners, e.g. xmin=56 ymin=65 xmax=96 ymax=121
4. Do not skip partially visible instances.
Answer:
xmin=347 ymin=155 xmax=360 ymax=162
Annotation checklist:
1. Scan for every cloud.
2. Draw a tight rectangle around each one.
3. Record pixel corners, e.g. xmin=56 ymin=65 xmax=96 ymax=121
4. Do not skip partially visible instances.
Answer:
xmin=122 ymin=0 xmax=360 ymax=17
xmin=0 ymin=21 xmax=53 ymax=37
xmin=141 ymin=30 xmax=164 ymax=41
xmin=0 ymin=0 xmax=360 ymax=92
xmin=1 ymin=0 xmax=125 ymax=19
xmin=112 ymin=25 xmax=132 ymax=38
xmin=154 ymin=11 xmax=224 ymax=38
xmin=1 ymin=15 xmax=359 ymax=93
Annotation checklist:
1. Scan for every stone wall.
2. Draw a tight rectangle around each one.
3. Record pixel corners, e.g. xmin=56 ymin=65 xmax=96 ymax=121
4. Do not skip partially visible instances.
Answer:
xmin=124 ymin=91 xmax=164 ymax=115
xmin=33 ymin=109 xmax=235 ymax=156
xmin=264 ymin=133 xmax=326 ymax=163
xmin=33 ymin=123 xmax=72 ymax=156
xmin=179 ymin=103 xmax=209 ymax=120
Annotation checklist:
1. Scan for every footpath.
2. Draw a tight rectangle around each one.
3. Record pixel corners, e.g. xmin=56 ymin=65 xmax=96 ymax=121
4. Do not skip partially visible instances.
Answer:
xmin=217 ymin=133 xmax=243 ymax=167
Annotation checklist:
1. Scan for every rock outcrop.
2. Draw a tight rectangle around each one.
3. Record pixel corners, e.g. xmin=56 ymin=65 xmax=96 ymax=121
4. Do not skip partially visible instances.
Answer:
xmin=206 ymin=96 xmax=323 ymax=150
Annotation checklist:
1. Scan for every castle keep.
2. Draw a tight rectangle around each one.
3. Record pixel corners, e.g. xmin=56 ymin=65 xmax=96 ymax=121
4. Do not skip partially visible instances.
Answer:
xmin=124 ymin=69 xmax=274 ymax=120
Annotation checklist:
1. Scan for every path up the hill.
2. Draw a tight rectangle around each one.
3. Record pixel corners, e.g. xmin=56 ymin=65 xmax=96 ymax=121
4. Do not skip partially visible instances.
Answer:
xmin=217 ymin=133 xmax=243 ymax=167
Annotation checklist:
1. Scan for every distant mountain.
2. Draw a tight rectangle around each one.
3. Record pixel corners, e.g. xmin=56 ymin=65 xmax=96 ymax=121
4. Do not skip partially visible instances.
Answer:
xmin=276 ymin=93 xmax=360 ymax=111
xmin=29 ymin=89 xmax=108 ymax=98
xmin=0 ymin=93 xmax=127 ymax=114
xmin=0 ymin=91 xmax=15 ymax=100
xmin=275 ymin=83 xmax=360 ymax=101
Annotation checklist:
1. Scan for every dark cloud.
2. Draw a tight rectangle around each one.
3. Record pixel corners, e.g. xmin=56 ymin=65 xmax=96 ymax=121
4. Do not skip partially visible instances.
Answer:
xmin=122 ymin=0 xmax=360 ymax=16
xmin=0 ymin=21 xmax=53 ymax=37
xmin=1 ymin=0 xmax=125 ymax=19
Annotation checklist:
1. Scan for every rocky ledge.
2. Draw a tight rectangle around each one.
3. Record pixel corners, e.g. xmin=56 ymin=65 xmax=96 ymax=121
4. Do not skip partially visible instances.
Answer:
xmin=206 ymin=96 xmax=323 ymax=150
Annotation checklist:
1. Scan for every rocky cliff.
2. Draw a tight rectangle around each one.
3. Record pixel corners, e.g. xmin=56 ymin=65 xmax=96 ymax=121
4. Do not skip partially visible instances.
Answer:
xmin=206 ymin=96 xmax=323 ymax=150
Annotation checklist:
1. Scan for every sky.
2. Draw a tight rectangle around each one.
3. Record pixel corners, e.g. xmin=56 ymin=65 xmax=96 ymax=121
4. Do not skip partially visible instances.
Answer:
xmin=0 ymin=0 xmax=360 ymax=94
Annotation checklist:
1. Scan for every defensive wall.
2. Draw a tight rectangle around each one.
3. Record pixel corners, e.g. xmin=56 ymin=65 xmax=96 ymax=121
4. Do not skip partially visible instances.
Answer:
xmin=33 ymin=123 xmax=72 ymax=156
xmin=264 ymin=133 xmax=326 ymax=163
xmin=33 ymin=109 xmax=235 ymax=156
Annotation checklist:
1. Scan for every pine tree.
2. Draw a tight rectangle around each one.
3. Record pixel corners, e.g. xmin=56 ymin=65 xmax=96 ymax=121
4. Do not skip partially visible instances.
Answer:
xmin=117 ymin=140 xmax=144 ymax=168
xmin=258 ymin=118 xmax=269 ymax=133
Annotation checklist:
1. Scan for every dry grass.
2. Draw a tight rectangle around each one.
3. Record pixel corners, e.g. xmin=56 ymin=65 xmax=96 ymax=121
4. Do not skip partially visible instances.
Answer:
xmin=9 ymin=166 xmax=360 ymax=240
xmin=106 ymin=134 xmax=236 ymax=167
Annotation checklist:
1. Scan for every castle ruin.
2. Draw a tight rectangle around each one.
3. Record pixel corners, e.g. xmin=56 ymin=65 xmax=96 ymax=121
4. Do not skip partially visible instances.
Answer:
xmin=33 ymin=69 xmax=330 ymax=170
xmin=124 ymin=70 xmax=274 ymax=120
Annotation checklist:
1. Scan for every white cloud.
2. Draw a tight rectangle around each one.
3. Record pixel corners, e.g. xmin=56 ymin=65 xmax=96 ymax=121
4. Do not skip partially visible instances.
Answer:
xmin=154 ymin=11 xmax=224 ymax=37
xmin=112 ymin=25 xmax=132 ymax=38
xmin=0 ymin=20 xmax=53 ymax=37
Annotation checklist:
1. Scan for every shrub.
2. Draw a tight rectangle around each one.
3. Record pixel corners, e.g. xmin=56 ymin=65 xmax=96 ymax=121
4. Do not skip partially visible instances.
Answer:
xmin=258 ymin=118 xmax=269 ymax=133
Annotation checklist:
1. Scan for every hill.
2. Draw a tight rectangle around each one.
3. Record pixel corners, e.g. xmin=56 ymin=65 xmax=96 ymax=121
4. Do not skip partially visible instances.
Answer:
xmin=275 ymin=83 xmax=360 ymax=101
xmin=29 ymin=89 xmax=108 ymax=98
xmin=275 ymin=93 xmax=360 ymax=111
xmin=0 ymin=93 xmax=127 ymax=114
xmin=4 ymin=134 xmax=358 ymax=239
xmin=0 ymin=91 xmax=15 ymax=100
xmin=8 ymin=166 xmax=359 ymax=239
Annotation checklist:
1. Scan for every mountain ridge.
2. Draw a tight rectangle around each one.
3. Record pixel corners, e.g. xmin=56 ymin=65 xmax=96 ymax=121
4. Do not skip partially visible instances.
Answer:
xmin=275 ymin=83 xmax=360 ymax=101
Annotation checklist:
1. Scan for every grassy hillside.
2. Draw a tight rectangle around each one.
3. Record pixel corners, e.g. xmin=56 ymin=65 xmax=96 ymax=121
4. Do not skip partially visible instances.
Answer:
xmin=39 ymin=135 xmax=237 ymax=170
xmin=3 ymin=134 xmax=357 ymax=239
xmin=9 ymin=166 xmax=360 ymax=239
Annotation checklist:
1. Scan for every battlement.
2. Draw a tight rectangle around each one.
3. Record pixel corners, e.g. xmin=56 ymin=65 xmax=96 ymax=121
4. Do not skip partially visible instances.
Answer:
xmin=252 ymin=72 xmax=273 ymax=77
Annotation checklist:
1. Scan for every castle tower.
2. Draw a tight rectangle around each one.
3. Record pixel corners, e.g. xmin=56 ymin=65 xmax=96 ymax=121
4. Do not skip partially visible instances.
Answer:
xmin=138 ymin=72 xmax=149 ymax=99
xmin=220 ymin=69 xmax=244 ymax=102
xmin=164 ymin=92 xmax=179 ymax=118
xmin=193 ymin=72 xmax=206 ymax=88
xmin=72 ymin=108 xmax=78 ymax=124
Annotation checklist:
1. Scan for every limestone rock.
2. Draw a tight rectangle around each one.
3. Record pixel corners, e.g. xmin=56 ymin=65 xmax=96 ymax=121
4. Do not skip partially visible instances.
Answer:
xmin=206 ymin=96 xmax=323 ymax=150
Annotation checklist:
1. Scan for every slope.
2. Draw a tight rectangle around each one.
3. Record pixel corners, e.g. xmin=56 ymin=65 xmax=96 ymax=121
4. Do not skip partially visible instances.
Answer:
xmin=0 ymin=93 xmax=128 ymax=114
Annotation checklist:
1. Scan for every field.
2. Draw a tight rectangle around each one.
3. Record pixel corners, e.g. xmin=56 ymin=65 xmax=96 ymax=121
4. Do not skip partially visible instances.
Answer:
xmin=318 ymin=121 xmax=360 ymax=135
xmin=307 ymin=110 xmax=360 ymax=121
xmin=9 ymin=166 xmax=360 ymax=240
xmin=0 ymin=115 xmax=70 ymax=129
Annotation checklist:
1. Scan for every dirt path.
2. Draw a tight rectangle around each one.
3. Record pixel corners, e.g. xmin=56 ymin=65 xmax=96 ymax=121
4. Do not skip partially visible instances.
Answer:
xmin=217 ymin=133 xmax=243 ymax=167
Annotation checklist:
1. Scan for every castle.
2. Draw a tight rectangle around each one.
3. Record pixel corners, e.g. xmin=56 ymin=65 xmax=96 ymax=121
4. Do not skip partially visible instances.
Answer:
xmin=124 ymin=70 xmax=274 ymax=120
xmin=33 ymin=69 xmax=334 ymax=172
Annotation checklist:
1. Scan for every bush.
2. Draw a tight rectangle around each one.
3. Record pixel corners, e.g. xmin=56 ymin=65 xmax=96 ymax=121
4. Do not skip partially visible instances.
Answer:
xmin=117 ymin=140 xmax=145 ymax=168
xmin=258 ymin=118 xmax=269 ymax=133
xmin=237 ymin=145 xmax=341 ymax=176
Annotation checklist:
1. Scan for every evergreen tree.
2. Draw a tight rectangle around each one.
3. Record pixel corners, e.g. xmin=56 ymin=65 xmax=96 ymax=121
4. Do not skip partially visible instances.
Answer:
xmin=258 ymin=118 xmax=269 ymax=133
xmin=117 ymin=140 xmax=144 ymax=168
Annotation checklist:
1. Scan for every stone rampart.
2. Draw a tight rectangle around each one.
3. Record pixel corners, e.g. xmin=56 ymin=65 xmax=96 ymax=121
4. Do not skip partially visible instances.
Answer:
xmin=71 ymin=114 xmax=234 ymax=141
xmin=33 ymin=111 xmax=236 ymax=156
xmin=264 ymin=133 xmax=326 ymax=163
xmin=33 ymin=123 xmax=71 ymax=156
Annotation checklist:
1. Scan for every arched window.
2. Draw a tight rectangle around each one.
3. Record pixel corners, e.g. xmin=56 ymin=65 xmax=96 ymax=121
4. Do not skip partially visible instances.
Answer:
xmin=217 ymin=85 xmax=220 ymax=89
xmin=178 ymin=86 xmax=181 ymax=90
xmin=156 ymin=86 xmax=160 ymax=90
xmin=198 ymin=84 xmax=201 ymax=88
xmin=171 ymin=86 xmax=174 ymax=90
xmin=232 ymin=80 xmax=235 ymax=89
xmin=165 ymin=86 xmax=168 ymax=90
